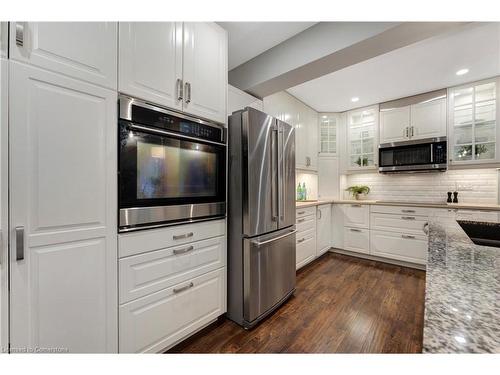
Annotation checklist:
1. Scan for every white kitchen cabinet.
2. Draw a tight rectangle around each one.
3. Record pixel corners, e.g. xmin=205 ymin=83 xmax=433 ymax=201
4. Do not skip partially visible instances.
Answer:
xmin=183 ymin=22 xmax=228 ymax=124
xmin=318 ymin=157 xmax=339 ymax=200
xmin=411 ymin=98 xmax=447 ymax=140
xmin=9 ymin=62 xmax=117 ymax=353
xmin=379 ymin=106 xmax=411 ymax=144
xmin=228 ymin=84 xmax=263 ymax=116
xmin=119 ymin=22 xmax=227 ymax=124
xmin=370 ymin=212 xmax=429 ymax=236
xmin=347 ymin=105 xmax=379 ymax=170
xmin=119 ymin=22 xmax=183 ymax=111
xmin=10 ymin=22 xmax=117 ymax=90
xmin=296 ymin=208 xmax=317 ymax=269
xmin=448 ymin=77 xmax=500 ymax=165
xmin=456 ymin=209 xmax=500 ymax=223
xmin=319 ymin=113 xmax=338 ymax=155
xmin=316 ymin=204 xmax=332 ymax=256
xmin=370 ymin=230 xmax=427 ymax=265
xmin=343 ymin=204 xmax=370 ymax=229
xmin=264 ymin=91 xmax=318 ymax=171
xmin=0 ymin=23 xmax=7 ymax=58
xmin=119 ymin=268 xmax=225 ymax=353
xmin=0 ymin=57 xmax=7 ymax=350
xmin=343 ymin=227 xmax=370 ymax=254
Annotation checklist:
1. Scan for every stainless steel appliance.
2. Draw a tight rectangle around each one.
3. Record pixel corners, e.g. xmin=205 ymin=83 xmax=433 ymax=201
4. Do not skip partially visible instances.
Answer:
xmin=379 ymin=137 xmax=447 ymax=173
xmin=227 ymin=107 xmax=296 ymax=328
xmin=118 ymin=95 xmax=226 ymax=232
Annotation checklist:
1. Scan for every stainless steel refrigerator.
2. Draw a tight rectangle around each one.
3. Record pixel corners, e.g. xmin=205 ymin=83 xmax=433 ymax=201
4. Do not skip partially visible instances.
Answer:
xmin=227 ymin=107 xmax=296 ymax=329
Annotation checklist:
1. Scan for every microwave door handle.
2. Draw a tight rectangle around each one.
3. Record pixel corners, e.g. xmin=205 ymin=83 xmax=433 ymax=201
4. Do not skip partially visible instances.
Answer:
xmin=430 ymin=144 xmax=434 ymax=163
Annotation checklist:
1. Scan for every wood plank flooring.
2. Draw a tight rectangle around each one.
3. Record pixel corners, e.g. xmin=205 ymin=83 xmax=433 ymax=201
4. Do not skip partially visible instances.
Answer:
xmin=168 ymin=253 xmax=426 ymax=353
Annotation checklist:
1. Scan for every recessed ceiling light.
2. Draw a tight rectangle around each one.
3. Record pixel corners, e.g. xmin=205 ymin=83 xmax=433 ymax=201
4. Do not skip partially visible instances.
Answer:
xmin=351 ymin=97 xmax=359 ymax=103
xmin=456 ymin=68 xmax=469 ymax=76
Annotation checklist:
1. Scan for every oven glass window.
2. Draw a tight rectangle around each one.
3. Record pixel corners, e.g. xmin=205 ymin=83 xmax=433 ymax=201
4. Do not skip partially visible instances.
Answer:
xmin=137 ymin=141 xmax=217 ymax=199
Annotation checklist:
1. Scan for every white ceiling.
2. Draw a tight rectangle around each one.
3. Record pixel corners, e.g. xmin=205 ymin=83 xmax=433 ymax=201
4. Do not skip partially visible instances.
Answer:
xmin=218 ymin=22 xmax=317 ymax=70
xmin=287 ymin=22 xmax=500 ymax=112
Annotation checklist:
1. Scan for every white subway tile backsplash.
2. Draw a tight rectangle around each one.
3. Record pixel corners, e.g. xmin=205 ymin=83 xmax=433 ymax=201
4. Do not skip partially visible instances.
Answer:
xmin=345 ymin=169 xmax=499 ymax=204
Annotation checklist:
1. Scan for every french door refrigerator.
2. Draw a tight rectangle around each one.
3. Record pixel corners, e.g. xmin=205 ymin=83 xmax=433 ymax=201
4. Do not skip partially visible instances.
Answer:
xmin=227 ymin=107 xmax=296 ymax=328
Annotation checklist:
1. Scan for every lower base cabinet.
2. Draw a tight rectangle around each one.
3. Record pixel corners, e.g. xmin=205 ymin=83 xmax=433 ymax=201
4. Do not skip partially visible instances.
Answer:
xmin=119 ymin=268 xmax=226 ymax=353
xmin=370 ymin=230 xmax=427 ymax=265
xmin=296 ymin=228 xmax=317 ymax=269
xmin=343 ymin=227 xmax=370 ymax=254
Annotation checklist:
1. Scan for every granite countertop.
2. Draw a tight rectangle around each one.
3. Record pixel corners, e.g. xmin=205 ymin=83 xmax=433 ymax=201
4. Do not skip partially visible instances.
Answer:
xmin=295 ymin=199 xmax=500 ymax=211
xmin=423 ymin=219 xmax=500 ymax=353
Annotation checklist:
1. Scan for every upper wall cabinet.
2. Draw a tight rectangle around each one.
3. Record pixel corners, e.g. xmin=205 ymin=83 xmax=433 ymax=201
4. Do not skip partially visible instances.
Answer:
xmin=119 ymin=23 xmax=183 ymax=112
xmin=379 ymin=89 xmax=447 ymax=144
xmin=10 ymin=22 xmax=118 ymax=90
xmin=448 ymin=77 xmax=500 ymax=165
xmin=346 ymin=105 xmax=379 ymax=170
xmin=263 ymin=91 xmax=318 ymax=171
xmin=119 ymin=22 xmax=228 ymax=125
xmin=319 ymin=113 xmax=338 ymax=156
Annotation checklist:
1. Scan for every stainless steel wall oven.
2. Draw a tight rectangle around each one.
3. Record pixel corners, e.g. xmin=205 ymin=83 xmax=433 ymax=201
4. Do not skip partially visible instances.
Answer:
xmin=118 ymin=95 xmax=226 ymax=232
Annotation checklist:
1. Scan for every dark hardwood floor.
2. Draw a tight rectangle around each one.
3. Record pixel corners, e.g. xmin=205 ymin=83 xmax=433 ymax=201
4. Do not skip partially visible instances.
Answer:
xmin=168 ymin=253 xmax=426 ymax=354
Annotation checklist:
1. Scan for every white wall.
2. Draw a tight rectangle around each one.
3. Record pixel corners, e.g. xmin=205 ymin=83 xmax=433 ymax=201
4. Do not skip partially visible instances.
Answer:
xmin=345 ymin=169 xmax=499 ymax=204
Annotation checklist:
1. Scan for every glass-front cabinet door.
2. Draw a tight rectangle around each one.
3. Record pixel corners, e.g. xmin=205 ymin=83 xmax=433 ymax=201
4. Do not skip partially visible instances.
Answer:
xmin=346 ymin=105 xmax=379 ymax=170
xmin=449 ymin=77 xmax=499 ymax=165
xmin=319 ymin=113 xmax=338 ymax=155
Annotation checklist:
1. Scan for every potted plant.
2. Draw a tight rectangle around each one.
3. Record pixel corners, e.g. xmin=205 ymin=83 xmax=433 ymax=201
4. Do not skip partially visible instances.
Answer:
xmin=345 ymin=185 xmax=371 ymax=200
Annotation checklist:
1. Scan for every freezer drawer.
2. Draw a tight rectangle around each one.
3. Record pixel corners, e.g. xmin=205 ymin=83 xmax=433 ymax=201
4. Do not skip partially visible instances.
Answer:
xmin=243 ymin=227 xmax=296 ymax=324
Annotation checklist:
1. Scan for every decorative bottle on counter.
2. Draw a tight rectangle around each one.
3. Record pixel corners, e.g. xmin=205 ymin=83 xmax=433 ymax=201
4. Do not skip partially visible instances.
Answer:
xmin=296 ymin=183 xmax=302 ymax=201
xmin=302 ymin=182 xmax=307 ymax=201
xmin=447 ymin=192 xmax=453 ymax=203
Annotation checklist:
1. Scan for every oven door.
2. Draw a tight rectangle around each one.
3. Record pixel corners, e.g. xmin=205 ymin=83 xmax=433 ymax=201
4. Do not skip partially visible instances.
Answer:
xmin=118 ymin=121 xmax=226 ymax=230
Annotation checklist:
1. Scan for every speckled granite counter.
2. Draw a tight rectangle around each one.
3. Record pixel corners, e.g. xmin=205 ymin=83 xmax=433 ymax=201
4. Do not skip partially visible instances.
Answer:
xmin=423 ymin=219 xmax=500 ymax=353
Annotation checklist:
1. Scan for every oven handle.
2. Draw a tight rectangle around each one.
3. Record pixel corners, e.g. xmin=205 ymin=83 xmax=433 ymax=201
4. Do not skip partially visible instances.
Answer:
xmin=128 ymin=124 xmax=227 ymax=147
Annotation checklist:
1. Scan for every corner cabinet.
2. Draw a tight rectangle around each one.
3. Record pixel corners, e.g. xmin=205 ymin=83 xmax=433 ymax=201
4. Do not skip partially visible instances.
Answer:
xmin=119 ymin=22 xmax=227 ymax=125
xmin=448 ymin=77 xmax=500 ymax=166
xmin=346 ymin=105 xmax=379 ymax=170
xmin=10 ymin=22 xmax=118 ymax=90
xmin=319 ymin=113 xmax=338 ymax=156
xmin=316 ymin=204 xmax=332 ymax=256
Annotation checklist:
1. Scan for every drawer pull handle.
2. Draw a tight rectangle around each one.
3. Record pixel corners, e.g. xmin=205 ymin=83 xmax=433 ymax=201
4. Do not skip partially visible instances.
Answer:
xmin=297 ymin=211 xmax=306 ymax=215
xmin=402 ymin=234 xmax=415 ymax=239
xmin=297 ymin=238 xmax=306 ymax=243
xmin=297 ymin=218 xmax=306 ymax=223
xmin=173 ymin=245 xmax=194 ymax=255
xmin=173 ymin=232 xmax=194 ymax=240
xmin=351 ymin=204 xmax=362 ymax=207
xmin=402 ymin=210 xmax=416 ymax=213
xmin=350 ymin=228 xmax=362 ymax=232
xmin=401 ymin=216 xmax=416 ymax=220
xmin=173 ymin=282 xmax=194 ymax=294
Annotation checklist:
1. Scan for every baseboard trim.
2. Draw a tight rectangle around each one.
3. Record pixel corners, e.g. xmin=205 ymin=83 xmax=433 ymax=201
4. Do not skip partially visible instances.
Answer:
xmin=330 ymin=248 xmax=426 ymax=271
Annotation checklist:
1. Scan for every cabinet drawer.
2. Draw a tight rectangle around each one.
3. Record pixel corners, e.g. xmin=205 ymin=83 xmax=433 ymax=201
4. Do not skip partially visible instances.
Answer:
xmin=370 ymin=230 xmax=427 ymax=265
xmin=296 ymin=214 xmax=316 ymax=232
xmin=371 ymin=205 xmax=430 ymax=217
xmin=433 ymin=208 xmax=457 ymax=219
xmin=456 ymin=210 xmax=500 ymax=223
xmin=119 ymin=236 xmax=226 ymax=303
xmin=296 ymin=229 xmax=316 ymax=269
xmin=343 ymin=227 xmax=370 ymax=254
xmin=370 ymin=212 xmax=428 ymax=235
xmin=118 ymin=219 xmax=225 ymax=258
xmin=343 ymin=204 xmax=370 ymax=228
xmin=119 ymin=268 xmax=225 ymax=353
xmin=296 ymin=206 xmax=316 ymax=219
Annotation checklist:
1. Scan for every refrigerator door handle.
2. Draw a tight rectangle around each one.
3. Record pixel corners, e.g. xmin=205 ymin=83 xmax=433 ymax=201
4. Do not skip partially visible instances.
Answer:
xmin=250 ymin=229 xmax=297 ymax=247
xmin=277 ymin=122 xmax=284 ymax=222
xmin=271 ymin=126 xmax=279 ymax=222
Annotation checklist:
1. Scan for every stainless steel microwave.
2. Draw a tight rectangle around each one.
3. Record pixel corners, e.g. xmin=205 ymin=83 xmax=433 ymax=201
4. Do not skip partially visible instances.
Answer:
xmin=378 ymin=137 xmax=447 ymax=173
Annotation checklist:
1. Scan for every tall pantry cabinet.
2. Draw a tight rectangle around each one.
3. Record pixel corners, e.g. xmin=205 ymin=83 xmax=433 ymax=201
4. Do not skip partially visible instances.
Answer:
xmin=8 ymin=22 xmax=118 ymax=353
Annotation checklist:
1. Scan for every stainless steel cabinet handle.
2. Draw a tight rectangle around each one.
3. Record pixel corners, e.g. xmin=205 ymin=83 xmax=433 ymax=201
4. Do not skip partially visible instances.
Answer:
xmin=401 ymin=216 xmax=416 ymax=220
xmin=297 ymin=211 xmax=305 ymax=215
xmin=176 ymin=78 xmax=183 ymax=101
xmin=297 ymin=218 xmax=306 ymax=223
xmin=173 ymin=282 xmax=194 ymax=294
xmin=402 ymin=234 xmax=415 ymax=239
xmin=402 ymin=209 xmax=416 ymax=213
xmin=423 ymin=222 xmax=429 ymax=235
xmin=351 ymin=204 xmax=362 ymax=207
xmin=318 ymin=209 xmax=322 ymax=220
xmin=350 ymin=228 xmax=362 ymax=232
xmin=185 ymin=82 xmax=191 ymax=104
xmin=15 ymin=226 xmax=24 ymax=261
xmin=405 ymin=126 xmax=409 ymax=138
xmin=173 ymin=232 xmax=193 ymax=240
xmin=173 ymin=245 xmax=194 ymax=255
xmin=411 ymin=126 xmax=415 ymax=137
xmin=297 ymin=238 xmax=306 ymax=243
xmin=15 ymin=22 xmax=25 ymax=47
